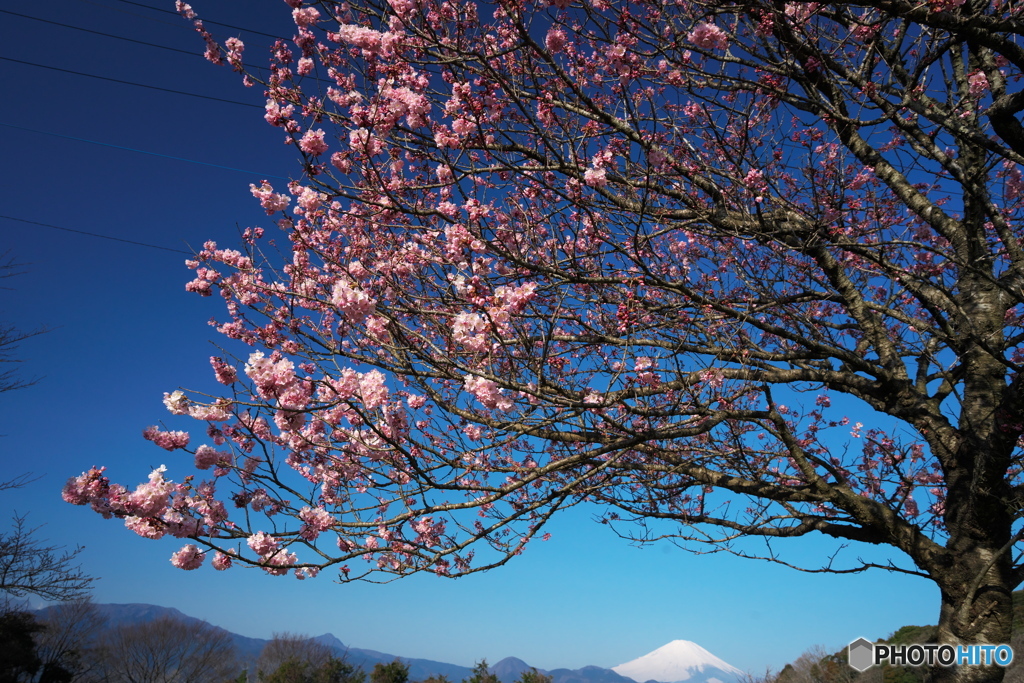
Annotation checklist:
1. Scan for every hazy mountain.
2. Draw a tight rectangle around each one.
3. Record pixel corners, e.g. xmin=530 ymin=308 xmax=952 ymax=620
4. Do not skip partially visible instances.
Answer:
xmin=547 ymin=666 xmax=643 ymax=683
xmin=339 ymin=645 xmax=474 ymax=682
xmin=35 ymin=603 xmax=271 ymax=662
xmin=491 ymin=657 xmax=542 ymax=683
xmin=612 ymin=640 xmax=744 ymax=683
xmin=35 ymin=604 xmax=744 ymax=683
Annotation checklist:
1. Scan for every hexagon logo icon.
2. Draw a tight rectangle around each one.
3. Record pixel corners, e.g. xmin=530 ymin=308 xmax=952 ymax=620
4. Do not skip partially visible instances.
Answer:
xmin=848 ymin=638 xmax=875 ymax=672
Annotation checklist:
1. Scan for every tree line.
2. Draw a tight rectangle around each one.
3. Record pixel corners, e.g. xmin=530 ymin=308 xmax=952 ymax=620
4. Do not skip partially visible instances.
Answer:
xmin=0 ymin=601 xmax=551 ymax=683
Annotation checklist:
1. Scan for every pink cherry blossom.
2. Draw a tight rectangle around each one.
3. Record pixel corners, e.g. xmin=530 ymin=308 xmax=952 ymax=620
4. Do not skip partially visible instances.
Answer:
xmin=687 ymin=23 xmax=729 ymax=51
xmin=583 ymin=167 xmax=607 ymax=188
xmin=212 ymin=551 xmax=233 ymax=570
xmin=968 ymin=71 xmax=989 ymax=97
xmin=264 ymin=99 xmax=295 ymax=127
xmin=175 ymin=2 xmax=196 ymax=19
xmin=332 ymin=281 xmax=376 ymax=324
xmin=250 ymin=181 xmax=291 ymax=214
xmin=125 ymin=515 xmax=164 ymax=539
xmin=299 ymin=506 xmax=334 ymax=540
xmin=452 ymin=312 xmax=489 ymax=352
xmin=493 ymin=282 xmax=538 ymax=313
xmin=124 ymin=466 xmax=175 ymax=517
xmin=464 ymin=374 xmax=514 ymax=411
xmin=170 ymin=544 xmax=204 ymax=570
xmin=784 ymin=3 xmax=820 ymax=22
xmin=163 ymin=390 xmax=190 ymax=415
xmin=546 ymin=28 xmax=567 ymax=53
xmin=142 ymin=427 xmax=190 ymax=451
xmin=383 ymin=86 xmax=431 ymax=128
xmin=62 ymin=467 xmax=109 ymax=506
xmin=224 ymin=37 xmax=244 ymax=69
xmin=335 ymin=24 xmax=386 ymax=54
xmin=299 ymin=128 xmax=329 ymax=156
xmin=247 ymin=531 xmax=279 ymax=556
xmin=210 ymin=357 xmax=238 ymax=385
xmin=244 ymin=351 xmax=297 ymax=400
xmin=64 ymin=0 xmax=1024 ymax=639
xmin=359 ymin=370 xmax=389 ymax=410
xmin=349 ymin=128 xmax=383 ymax=156
xmin=292 ymin=6 xmax=320 ymax=26
xmin=194 ymin=444 xmax=230 ymax=470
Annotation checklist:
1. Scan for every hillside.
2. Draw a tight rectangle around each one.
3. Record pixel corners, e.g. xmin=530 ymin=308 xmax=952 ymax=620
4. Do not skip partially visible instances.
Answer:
xmin=32 ymin=603 xmax=640 ymax=683
xmin=767 ymin=591 xmax=1024 ymax=683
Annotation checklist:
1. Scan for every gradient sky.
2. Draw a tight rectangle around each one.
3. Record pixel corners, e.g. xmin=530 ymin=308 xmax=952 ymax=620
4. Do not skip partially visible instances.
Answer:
xmin=0 ymin=0 xmax=939 ymax=676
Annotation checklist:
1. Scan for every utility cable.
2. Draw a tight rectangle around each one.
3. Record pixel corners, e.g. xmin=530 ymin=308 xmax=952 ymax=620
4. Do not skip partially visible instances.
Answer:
xmin=0 ymin=215 xmax=194 ymax=255
xmin=90 ymin=0 xmax=289 ymax=41
xmin=112 ymin=0 xmax=289 ymax=39
xmin=0 ymin=9 xmax=204 ymax=59
xmin=1 ymin=56 xmax=262 ymax=109
xmin=0 ymin=122 xmax=291 ymax=180
xmin=74 ymin=0 xmax=201 ymax=31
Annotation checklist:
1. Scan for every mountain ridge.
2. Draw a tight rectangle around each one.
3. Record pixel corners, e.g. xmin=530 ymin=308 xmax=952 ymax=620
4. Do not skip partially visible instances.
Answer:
xmin=35 ymin=603 xmax=742 ymax=683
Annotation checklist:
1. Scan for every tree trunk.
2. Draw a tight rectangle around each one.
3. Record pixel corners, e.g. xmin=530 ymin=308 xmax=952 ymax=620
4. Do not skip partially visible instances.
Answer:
xmin=929 ymin=546 xmax=1015 ymax=683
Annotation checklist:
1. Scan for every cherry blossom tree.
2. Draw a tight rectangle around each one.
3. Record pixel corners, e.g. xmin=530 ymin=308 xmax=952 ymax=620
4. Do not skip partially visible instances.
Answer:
xmin=64 ymin=1 xmax=1024 ymax=681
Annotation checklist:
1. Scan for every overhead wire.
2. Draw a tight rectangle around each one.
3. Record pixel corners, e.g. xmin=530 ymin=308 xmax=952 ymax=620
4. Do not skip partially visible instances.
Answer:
xmin=1 ymin=56 xmax=263 ymax=109
xmin=1 ymin=5 xmax=296 ymax=255
xmin=0 ymin=215 xmax=194 ymax=255
xmin=70 ymin=0 xmax=289 ymax=41
xmin=0 ymin=9 xmax=205 ymax=58
xmin=0 ymin=122 xmax=291 ymax=180
xmin=109 ymin=0 xmax=290 ymax=40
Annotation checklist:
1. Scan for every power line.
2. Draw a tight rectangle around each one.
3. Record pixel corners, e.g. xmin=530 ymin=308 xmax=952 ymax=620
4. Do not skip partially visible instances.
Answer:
xmin=0 ymin=9 xmax=204 ymax=59
xmin=1 ymin=56 xmax=262 ymax=109
xmin=74 ymin=0 xmax=204 ymax=31
xmin=107 ymin=0 xmax=289 ymax=40
xmin=0 ymin=122 xmax=291 ymax=180
xmin=0 ymin=215 xmax=194 ymax=255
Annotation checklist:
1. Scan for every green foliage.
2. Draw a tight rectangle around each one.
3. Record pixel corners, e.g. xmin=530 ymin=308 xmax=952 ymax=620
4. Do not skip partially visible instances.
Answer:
xmin=421 ymin=676 xmax=451 ymax=683
xmin=265 ymin=658 xmax=312 ymax=683
xmin=370 ymin=660 xmax=410 ymax=683
xmin=1013 ymin=590 xmax=1024 ymax=634
xmin=764 ymin=591 xmax=1024 ymax=683
xmin=774 ymin=663 xmax=796 ymax=683
xmin=0 ymin=610 xmax=44 ymax=683
xmin=463 ymin=661 xmax=499 ymax=683
xmin=317 ymin=657 xmax=366 ymax=683
xmin=516 ymin=669 xmax=552 ymax=683
xmin=881 ymin=666 xmax=924 ymax=683
xmin=809 ymin=653 xmax=851 ymax=683
xmin=266 ymin=656 xmax=365 ymax=683
xmin=885 ymin=626 xmax=937 ymax=646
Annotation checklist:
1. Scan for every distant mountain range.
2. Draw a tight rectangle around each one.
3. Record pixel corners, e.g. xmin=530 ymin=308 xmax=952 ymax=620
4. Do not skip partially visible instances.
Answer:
xmin=35 ymin=603 xmax=743 ymax=683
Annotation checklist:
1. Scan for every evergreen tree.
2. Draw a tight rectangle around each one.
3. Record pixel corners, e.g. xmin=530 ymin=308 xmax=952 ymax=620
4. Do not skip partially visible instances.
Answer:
xmin=463 ymin=661 xmax=498 ymax=683
xmin=370 ymin=660 xmax=409 ymax=683
xmin=0 ymin=611 xmax=43 ymax=683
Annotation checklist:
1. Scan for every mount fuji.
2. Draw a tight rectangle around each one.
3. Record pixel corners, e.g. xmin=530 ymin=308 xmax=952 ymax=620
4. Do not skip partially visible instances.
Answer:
xmin=611 ymin=640 xmax=744 ymax=683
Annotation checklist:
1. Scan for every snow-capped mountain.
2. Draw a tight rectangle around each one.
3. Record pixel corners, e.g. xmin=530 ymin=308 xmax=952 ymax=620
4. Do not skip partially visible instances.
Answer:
xmin=611 ymin=640 xmax=743 ymax=683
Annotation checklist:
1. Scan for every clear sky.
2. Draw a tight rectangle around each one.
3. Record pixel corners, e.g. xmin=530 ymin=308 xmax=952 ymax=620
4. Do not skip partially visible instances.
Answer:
xmin=0 ymin=0 xmax=938 ymax=676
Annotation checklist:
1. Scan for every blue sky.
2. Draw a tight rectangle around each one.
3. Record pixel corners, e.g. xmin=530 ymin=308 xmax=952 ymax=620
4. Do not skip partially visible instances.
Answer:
xmin=0 ymin=0 xmax=938 ymax=675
